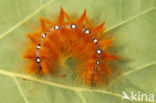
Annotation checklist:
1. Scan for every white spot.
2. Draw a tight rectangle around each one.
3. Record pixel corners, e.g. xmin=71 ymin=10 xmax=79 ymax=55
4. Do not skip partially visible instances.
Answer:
xmin=37 ymin=45 xmax=41 ymax=49
xmin=84 ymin=29 xmax=90 ymax=34
xmin=94 ymin=67 xmax=97 ymax=71
xmin=97 ymin=49 xmax=102 ymax=54
xmin=54 ymin=25 xmax=60 ymax=30
xmin=42 ymin=33 xmax=46 ymax=38
xmin=71 ymin=24 xmax=76 ymax=29
xmin=36 ymin=57 xmax=41 ymax=63
xmin=36 ymin=44 xmax=41 ymax=50
xmin=96 ymin=60 xmax=100 ymax=64
xmin=93 ymin=38 xmax=98 ymax=43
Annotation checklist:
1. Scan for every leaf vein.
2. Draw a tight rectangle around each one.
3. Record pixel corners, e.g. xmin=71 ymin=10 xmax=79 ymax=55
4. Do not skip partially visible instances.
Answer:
xmin=0 ymin=0 xmax=55 ymax=40
xmin=0 ymin=69 xmax=122 ymax=98
xmin=108 ymin=61 xmax=156 ymax=88
xmin=13 ymin=77 xmax=29 ymax=103
xmin=76 ymin=91 xmax=86 ymax=103
xmin=104 ymin=7 xmax=156 ymax=33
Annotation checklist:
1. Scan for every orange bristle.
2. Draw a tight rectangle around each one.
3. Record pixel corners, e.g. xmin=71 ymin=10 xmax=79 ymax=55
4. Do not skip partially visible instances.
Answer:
xmin=77 ymin=9 xmax=86 ymax=25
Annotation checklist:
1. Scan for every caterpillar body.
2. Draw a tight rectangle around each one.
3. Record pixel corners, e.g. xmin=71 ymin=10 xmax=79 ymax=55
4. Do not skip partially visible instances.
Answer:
xmin=23 ymin=8 xmax=118 ymax=86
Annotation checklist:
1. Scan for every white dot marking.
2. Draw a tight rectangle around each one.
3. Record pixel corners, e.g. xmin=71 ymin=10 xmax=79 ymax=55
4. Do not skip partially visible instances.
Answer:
xmin=93 ymin=38 xmax=98 ymax=43
xmin=36 ymin=57 xmax=41 ymax=63
xmin=84 ymin=29 xmax=90 ymax=34
xmin=54 ymin=25 xmax=60 ymax=30
xmin=96 ymin=60 xmax=100 ymax=64
xmin=42 ymin=33 xmax=46 ymax=38
xmin=71 ymin=24 xmax=76 ymax=29
xmin=97 ymin=49 xmax=102 ymax=54
xmin=94 ymin=67 xmax=97 ymax=71
xmin=37 ymin=45 xmax=41 ymax=49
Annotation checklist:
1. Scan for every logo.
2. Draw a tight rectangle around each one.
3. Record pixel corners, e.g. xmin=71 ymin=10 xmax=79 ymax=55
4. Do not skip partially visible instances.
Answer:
xmin=122 ymin=91 xmax=155 ymax=102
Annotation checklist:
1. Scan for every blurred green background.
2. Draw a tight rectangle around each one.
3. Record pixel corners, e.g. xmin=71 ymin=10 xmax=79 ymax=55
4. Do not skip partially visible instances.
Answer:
xmin=0 ymin=0 xmax=156 ymax=103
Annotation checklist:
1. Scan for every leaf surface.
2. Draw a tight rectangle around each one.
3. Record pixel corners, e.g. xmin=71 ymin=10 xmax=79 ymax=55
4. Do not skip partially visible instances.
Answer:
xmin=0 ymin=0 xmax=156 ymax=103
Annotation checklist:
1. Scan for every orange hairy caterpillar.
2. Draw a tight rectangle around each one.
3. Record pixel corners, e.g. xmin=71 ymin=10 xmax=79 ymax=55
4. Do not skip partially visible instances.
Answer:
xmin=23 ymin=8 xmax=118 ymax=86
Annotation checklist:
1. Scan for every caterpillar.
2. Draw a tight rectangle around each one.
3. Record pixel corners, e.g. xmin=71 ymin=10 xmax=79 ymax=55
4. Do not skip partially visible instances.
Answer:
xmin=23 ymin=8 xmax=118 ymax=86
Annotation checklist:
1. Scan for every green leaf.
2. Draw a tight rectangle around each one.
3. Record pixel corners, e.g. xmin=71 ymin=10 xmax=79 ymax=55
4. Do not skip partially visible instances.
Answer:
xmin=0 ymin=0 xmax=156 ymax=103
